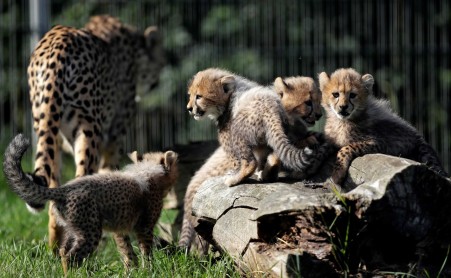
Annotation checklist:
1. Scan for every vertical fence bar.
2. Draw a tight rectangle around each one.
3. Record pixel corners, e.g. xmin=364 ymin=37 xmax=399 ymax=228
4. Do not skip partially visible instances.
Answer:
xmin=441 ymin=0 xmax=450 ymax=172
xmin=29 ymin=0 xmax=50 ymax=158
xmin=8 ymin=0 xmax=18 ymax=139
xmin=29 ymin=0 xmax=49 ymax=52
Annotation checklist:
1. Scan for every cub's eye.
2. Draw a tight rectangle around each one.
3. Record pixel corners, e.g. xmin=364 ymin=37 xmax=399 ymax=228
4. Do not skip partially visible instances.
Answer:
xmin=332 ymin=92 xmax=339 ymax=98
xmin=195 ymin=95 xmax=201 ymax=100
xmin=304 ymin=100 xmax=312 ymax=106
xmin=349 ymin=92 xmax=357 ymax=99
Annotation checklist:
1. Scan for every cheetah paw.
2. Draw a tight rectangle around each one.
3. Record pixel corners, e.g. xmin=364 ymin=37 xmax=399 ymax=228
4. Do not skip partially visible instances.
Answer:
xmin=254 ymin=170 xmax=263 ymax=181
xmin=303 ymin=146 xmax=314 ymax=156
xmin=224 ymin=176 xmax=239 ymax=187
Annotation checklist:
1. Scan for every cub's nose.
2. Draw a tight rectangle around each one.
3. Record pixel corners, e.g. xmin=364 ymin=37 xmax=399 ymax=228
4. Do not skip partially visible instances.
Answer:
xmin=187 ymin=107 xmax=193 ymax=113
xmin=339 ymin=104 xmax=348 ymax=110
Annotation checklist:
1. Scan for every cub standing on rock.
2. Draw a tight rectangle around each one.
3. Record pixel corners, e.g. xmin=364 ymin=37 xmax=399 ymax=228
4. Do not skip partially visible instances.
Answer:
xmin=180 ymin=74 xmax=326 ymax=253
xmin=3 ymin=134 xmax=178 ymax=274
xmin=186 ymin=68 xmax=319 ymax=187
xmin=318 ymin=67 xmax=449 ymax=185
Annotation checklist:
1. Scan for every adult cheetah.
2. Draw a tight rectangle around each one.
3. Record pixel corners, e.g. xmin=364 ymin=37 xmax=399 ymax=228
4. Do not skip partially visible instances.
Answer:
xmin=27 ymin=15 xmax=164 ymax=250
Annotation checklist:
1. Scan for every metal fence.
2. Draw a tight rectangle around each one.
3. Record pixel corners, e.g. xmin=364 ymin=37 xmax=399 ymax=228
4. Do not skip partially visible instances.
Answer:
xmin=0 ymin=0 xmax=450 ymax=172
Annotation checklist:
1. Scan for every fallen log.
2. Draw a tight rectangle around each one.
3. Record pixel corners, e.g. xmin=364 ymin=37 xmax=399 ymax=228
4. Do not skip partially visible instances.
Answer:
xmin=192 ymin=154 xmax=451 ymax=277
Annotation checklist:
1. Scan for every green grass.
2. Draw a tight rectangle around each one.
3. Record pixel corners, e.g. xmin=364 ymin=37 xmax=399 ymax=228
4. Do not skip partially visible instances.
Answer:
xmin=0 ymin=236 xmax=239 ymax=277
xmin=0 ymin=138 xmax=240 ymax=277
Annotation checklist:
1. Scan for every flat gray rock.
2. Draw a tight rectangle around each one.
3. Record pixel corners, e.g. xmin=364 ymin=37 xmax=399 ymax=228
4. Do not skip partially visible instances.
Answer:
xmin=192 ymin=154 xmax=451 ymax=277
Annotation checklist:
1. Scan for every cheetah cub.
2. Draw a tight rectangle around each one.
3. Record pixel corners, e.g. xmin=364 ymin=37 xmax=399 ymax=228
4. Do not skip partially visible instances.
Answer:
xmin=319 ymin=68 xmax=448 ymax=185
xmin=267 ymin=76 xmax=328 ymax=180
xmin=3 ymin=134 xmax=178 ymax=273
xmin=179 ymin=75 xmax=326 ymax=253
xmin=187 ymin=68 xmax=317 ymax=186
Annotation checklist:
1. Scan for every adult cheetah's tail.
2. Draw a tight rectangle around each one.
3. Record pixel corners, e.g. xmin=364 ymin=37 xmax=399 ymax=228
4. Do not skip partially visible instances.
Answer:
xmin=2 ymin=134 xmax=52 ymax=213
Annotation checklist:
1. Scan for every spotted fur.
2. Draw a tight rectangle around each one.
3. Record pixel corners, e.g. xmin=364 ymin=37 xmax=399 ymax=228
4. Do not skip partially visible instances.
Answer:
xmin=319 ymin=68 xmax=449 ymax=185
xmin=250 ymin=76 xmax=325 ymax=181
xmin=178 ymin=147 xmax=231 ymax=254
xmin=187 ymin=68 xmax=318 ymax=187
xmin=274 ymin=76 xmax=322 ymax=128
xmin=27 ymin=15 xmax=164 ymax=248
xmin=179 ymin=75 xmax=327 ymax=253
xmin=3 ymin=134 xmax=178 ymax=273
xmin=267 ymin=76 xmax=329 ymax=180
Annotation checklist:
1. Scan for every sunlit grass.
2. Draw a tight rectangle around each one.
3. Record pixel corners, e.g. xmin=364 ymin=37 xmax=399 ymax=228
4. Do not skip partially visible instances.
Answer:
xmin=0 ymin=237 xmax=240 ymax=278
xmin=0 ymin=138 xmax=239 ymax=277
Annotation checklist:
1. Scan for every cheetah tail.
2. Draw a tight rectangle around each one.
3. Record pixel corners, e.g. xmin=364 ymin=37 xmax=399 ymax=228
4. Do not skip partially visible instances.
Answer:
xmin=178 ymin=177 xmax=200 ymax=251
xmin=178 ymin=217 xmax=195 ymax=251
xmin=265 ymin=119 xmax=315 ymax=172
xmin=2 ymin=134 xmax=52 ymax=213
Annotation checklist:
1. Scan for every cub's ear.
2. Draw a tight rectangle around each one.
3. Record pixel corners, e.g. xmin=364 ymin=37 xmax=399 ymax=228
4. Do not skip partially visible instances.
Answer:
xmin=274 ymin=77 xmax=288 ymax=88
xmin=318 ymin=72 xmax=330 ymax=92
xmin=274 ymin=77 xmax=289 ymax=98
xmin=362 ymin=74 xmax=374 ymax=93
xmin=220 ymin=75 xmax=236 ymax=94
xmin=144 ymin=26 xmax=161 ymax=48
xmin=128 ymin=151 xmax=142 ymax=163
xmin=163 ymin=151 xmax=178 ymax=171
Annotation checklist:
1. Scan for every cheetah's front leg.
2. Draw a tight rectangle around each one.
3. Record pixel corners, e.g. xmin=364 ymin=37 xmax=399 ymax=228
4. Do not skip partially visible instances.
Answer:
xmin=100 ymin=96 xmax=135 ymax=172
xmin=32 ymin=113 xmax=63 ymax=252
xmin=136 ymin=229 xmax=155 ymax=268
xmin=73 ymin=122 xmax=101 ymax=177
xmin=113 ymin=233 xmax=138 ymax=269
xmin=331 ymin=141 xmax=379 ymax=185
xmin=99 ymin=140 xmax=123 ymax=173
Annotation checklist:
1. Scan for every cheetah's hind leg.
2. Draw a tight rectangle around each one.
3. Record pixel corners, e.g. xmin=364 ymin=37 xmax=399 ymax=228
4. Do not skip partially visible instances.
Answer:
xmin=261 ymin=153 xmax=281 ymax=182
xmin=59 ymin=232 xmax=76 ymax=275
xmin=59 ymin=222 xmax=102 ymax=272
xmin=225 ymin=158 xmax=257 ymax=187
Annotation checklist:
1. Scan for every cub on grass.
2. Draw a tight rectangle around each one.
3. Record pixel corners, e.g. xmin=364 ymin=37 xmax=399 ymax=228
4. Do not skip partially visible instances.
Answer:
xmin=3 ymin=134 xmax=178 ymax=273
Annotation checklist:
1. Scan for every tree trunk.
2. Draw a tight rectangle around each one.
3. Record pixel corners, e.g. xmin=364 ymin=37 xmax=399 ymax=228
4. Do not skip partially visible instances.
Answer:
xmin=192 ymin=154 xmax=451 ymax=277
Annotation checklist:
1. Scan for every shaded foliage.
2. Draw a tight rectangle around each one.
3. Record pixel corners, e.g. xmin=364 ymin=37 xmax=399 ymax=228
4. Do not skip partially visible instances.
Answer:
xmin=0 ymin=0 xmax=449 ymax=172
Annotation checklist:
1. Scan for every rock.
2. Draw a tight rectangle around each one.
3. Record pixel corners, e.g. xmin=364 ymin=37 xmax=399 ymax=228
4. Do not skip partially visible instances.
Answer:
xmin=192 ymin=154 xmax=451 ymax=277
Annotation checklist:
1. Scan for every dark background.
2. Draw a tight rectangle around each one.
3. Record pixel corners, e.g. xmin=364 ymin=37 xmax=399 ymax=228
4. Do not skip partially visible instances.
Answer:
xmin=1 ymin=0 xmax=449 ymax=172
